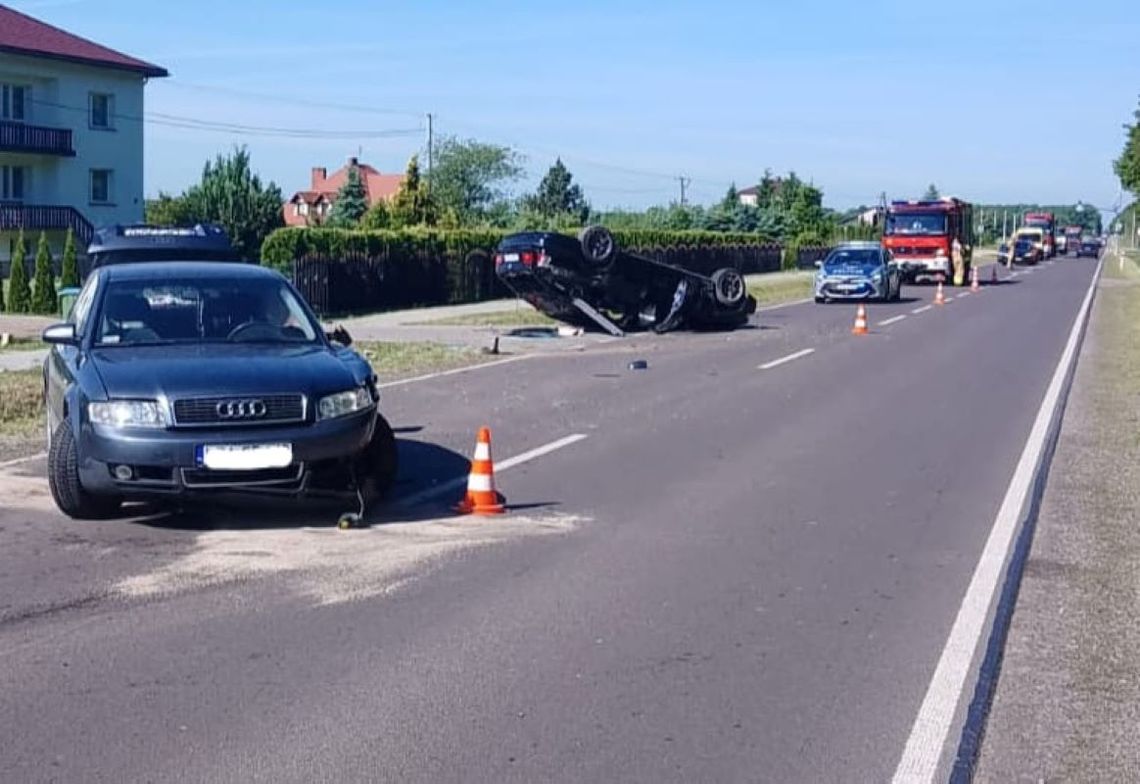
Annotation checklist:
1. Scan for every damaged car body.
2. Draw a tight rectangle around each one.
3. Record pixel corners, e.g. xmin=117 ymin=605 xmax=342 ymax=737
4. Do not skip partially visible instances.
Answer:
xmin=494 ymin=226 xmax=756 ymax=335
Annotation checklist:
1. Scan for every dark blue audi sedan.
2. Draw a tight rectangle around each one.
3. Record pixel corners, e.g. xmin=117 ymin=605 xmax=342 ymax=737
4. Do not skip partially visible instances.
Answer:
xmin=41 ymin=261 xmax=396 ymax=519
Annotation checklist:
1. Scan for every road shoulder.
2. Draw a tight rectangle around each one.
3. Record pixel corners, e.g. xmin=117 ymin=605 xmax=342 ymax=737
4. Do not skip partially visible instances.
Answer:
xmin=975 ymin=254 xmax=1140 ymax=781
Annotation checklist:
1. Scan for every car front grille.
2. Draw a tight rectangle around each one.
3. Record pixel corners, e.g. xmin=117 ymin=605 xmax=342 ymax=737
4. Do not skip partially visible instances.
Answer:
xmin=891 ymin=246 xmax=938 ymax=256
xmin=180 ymin=464 xmax=305 ymax=488
xmin=172 ymin=394 xmax=306 ymax=427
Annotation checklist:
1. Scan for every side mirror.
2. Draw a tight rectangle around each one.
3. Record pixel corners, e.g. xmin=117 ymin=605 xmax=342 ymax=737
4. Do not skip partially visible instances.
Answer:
xmin=42 ymin=323 xmax=77 ymax=346
xmin=814 ymin=260 xmax=823 ymax=268
xmin=326 ymin=325 xmax=353 ymax=347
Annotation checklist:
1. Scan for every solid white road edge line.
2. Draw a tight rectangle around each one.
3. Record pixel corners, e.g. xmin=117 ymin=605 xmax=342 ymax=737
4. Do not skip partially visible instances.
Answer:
xmin=378 ymin=354 xmax=531 ymax=389
xmin=0 ymin=452 xmax=46 ymax=470
xmin=758 ymin=348 xmax=816 ymax=370
xmin=391 ymin=433 xmax=588 ymax=509
xmin=912 ymin=305 xmax=933 ymax=314
xmin=757 ymin=296 xmax=814 ymax=312
xmin=890 ymin=255 xmax=1104 ymax=783
xmin=878 ymin=315 xmax=907 ymax=326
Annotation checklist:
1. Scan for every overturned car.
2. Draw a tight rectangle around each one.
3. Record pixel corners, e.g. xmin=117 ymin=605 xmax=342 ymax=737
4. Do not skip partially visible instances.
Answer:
xmin=493 ymin=227 xmax=756 ymax=335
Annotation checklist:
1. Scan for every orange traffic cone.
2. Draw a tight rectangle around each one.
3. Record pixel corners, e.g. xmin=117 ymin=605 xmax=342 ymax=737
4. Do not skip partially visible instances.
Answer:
xmin=970 ymin=266 xmax=980 ymax=293
xmin=934 ymin=281 xmax=946 ymax=305
xmin=852 ymin=303 xmax=869 ymax=335
xmin=456 ymin=427 xmax=505 ymax=515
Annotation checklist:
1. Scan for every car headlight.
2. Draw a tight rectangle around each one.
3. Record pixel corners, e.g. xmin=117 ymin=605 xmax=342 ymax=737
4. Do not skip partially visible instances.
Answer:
xmin=88 ymin=400 xmax=166 ymax=428
xmin=318 ymin=388 xmax=373 ymax=420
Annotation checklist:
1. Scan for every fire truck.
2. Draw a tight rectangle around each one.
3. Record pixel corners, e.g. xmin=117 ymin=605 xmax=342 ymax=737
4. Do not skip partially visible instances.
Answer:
xmin=882 ymin=197 xmax=974 ymax=285
xmin=1023 ymin=212 xmax=1056 ymax=257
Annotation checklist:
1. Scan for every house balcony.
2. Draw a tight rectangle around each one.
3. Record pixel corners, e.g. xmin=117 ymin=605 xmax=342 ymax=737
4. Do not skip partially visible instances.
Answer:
xmin=0 ymin=203 xmax=93 ymax=246
xmin=0 ymin=120 xmax=75 ymax=157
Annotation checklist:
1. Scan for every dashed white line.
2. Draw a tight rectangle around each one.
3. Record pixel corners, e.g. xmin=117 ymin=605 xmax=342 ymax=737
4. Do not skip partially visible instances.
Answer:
xmin=911 ymin=305 xmax=933 ymax=314
xmin=942 ymin=296 xmax=955 ymax=303
xmin=957 ymin=291 xmax=971 ymax=298
xmin=391 ymin=433 xmax=588 ymax=509
xmin=758 ymin=348 xmax=816 ymax=370
xmin=878 ymin=314 xmax=907 ymax=326
xmin=891 ymin=256 xmax=1105 ymax=783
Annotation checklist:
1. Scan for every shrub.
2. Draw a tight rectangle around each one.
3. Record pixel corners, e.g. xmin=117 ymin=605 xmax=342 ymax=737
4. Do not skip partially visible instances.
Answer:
xmin=60 ymin=228 xmax=79 ymax=288
xmin=32 ymin=232 xmax=58 ymax=314
xmin=7 ymin=230 xmax=31 ymax=313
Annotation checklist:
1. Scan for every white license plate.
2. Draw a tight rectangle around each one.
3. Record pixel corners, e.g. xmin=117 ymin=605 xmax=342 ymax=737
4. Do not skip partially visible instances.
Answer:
xmin=199 ymin=443 xmax=292 ymax=471
xmin=503 ymin=253 xmax=520 ymax=262
xmin=837 ymin=284 xmax=860 ymax=291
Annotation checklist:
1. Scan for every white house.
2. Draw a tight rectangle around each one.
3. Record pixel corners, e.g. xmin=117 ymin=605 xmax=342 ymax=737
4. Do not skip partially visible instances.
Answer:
xmin=0 ymin=4 xmax=166 ymax=264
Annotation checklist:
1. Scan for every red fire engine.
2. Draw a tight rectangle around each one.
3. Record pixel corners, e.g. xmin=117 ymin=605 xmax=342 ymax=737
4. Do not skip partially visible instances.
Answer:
xmin=1023 ymin=212 xmax=1056 ymax=257
xmin=882 ymin=198 xmax=974 ymax=285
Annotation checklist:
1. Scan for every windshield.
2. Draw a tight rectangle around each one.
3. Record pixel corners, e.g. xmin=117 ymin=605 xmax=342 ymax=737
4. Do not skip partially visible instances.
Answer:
xmin=824 ymin=249 xmax=882 ymax=268
xmin=94 ymin=277 xmax=320 ymax=347
xmin=1024 ymin=218 xmax=1052 ymax=228
xmin=885 ymin=213 xmax=947 ymax=236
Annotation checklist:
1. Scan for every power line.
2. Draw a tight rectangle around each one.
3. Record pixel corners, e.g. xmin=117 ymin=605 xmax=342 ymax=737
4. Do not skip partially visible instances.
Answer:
xmin=159 ymin=79 xmax=424 ymax=119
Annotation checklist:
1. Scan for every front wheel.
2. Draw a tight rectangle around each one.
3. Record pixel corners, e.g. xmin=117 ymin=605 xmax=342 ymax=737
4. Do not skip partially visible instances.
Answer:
xmin=356 ymin=414 xmax=398 ymax=504
xmin=48 ymin=419 xmax=121 ymax=519
xmin=710 ymin=268 xmax=746 ymax=306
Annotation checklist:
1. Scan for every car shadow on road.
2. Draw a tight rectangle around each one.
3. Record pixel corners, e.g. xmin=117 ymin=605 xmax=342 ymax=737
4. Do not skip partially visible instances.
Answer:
xmin=125 ymin=438 xmax=478 ymax=532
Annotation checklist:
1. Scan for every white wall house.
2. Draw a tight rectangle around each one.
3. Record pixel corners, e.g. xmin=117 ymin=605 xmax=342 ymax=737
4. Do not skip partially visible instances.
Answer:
xmin=0 ymin=5 xmax=166 ymax=265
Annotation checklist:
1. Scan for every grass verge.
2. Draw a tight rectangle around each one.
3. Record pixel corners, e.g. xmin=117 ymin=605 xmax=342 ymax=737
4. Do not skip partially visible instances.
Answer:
xmin=355 ymin=340 xmax=496 ymax=380
xmin=412 ymin=307 xmax=556 ymax=327
xmin=0 ymin=370 xmax=43 ymax=461
xmin=747 ymin=271 xmax=815 ymax=306
xmin=0 ymin=337 xmax=46 ymax=352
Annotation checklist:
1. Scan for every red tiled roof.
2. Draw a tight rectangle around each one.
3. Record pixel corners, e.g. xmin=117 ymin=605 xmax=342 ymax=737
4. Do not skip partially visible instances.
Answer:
xmin=0 ymin=4 xmax=168 ymax=77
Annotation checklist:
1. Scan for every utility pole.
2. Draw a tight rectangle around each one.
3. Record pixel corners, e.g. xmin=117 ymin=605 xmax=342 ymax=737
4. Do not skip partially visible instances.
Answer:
xmin=426 ymin=113 xmax=434 ymax=192
xmin=677 ymin=175 xmax=691 ymax=207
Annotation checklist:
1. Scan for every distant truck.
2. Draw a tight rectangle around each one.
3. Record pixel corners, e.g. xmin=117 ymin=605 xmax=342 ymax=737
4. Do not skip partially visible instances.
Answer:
xmin=1063 ymin=225 xmax=1083 ymax=256
xmin=882 ymin=197 xmax=974 ymax=285
xmin=1023 ymin=212 xmax=1056 ymax=257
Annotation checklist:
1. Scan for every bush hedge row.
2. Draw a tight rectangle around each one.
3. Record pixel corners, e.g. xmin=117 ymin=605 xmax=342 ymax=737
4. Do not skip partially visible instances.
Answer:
xmin=260 ymin=227 xmax=792 ymax=315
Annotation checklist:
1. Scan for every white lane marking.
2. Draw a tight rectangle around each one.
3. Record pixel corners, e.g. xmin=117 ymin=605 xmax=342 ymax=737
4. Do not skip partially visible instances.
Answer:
xmin=758 ymin=348 xmax=816 ymax=370
xmin=878 ymin=314 xmax=907 ymax=326
xmin=957 ymin=291 xmax=971 ymax=298
xmin=891 ymin=256 xmax=1104 ymax=783
xmin=378 ymin=354 xmax=531 ymax=389
xmin=758 ymin=297 xmax=814 ymax=312
xmin=0 ymin=452 xmax=46 ymax=470
xmin=1009 ymin=272 xmax=1021 ymax=278
xmin=912 ymin=305 xmax=933 ymax=314
xmin=942 ymin=296 xmax=954 ymax=303
xmin=391 ymin=433 xmax=588 ymax=509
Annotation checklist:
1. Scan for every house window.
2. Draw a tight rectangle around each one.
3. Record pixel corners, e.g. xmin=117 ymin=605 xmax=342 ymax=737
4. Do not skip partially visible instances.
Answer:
xmin=1 ymin=84 xmax=28 ymax=121
xmin=90 ymin=169 xmax=112 ymax=204
xmin=0 ymin=165 xmax=27 ymax=201
xmin=89 ymin=93 xmax=113 ymax=129
xmin=299 ymin=203 xmax=309 ymax=216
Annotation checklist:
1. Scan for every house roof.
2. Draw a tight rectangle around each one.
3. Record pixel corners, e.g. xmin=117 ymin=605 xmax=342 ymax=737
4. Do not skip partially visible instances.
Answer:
xmin=0 ymin=4 xmax=168 ymax=78
xmin=319 ymin=162 xmax=404 ymax=203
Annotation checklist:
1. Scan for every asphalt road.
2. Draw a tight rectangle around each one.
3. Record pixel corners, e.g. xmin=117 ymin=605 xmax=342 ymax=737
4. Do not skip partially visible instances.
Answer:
xmin=0 ymin=257 xmax=1098 ymax=783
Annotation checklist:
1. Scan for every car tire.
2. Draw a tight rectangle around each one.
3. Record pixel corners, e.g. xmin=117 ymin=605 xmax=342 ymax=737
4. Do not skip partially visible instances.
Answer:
xmin=814 ymin=296 xmax=825 ymax=304
xmin=711 ymin=268 xmax=746 ymax=307
xmin=356 ymin=413 xmax=398 ymax=504
xmin=47 ymin=418 xmax=121 ymax=520
xmin=578 ymin=225 xmax=618 ymax=267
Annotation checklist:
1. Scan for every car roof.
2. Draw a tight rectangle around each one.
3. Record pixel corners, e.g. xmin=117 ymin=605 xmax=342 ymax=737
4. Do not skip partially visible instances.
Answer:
xmin=99 ymin=261 xmax=284 ymax=282
xmin=87 ymin=223 xmax=239 ymax=257
xmin=832 ymin=241 xmax=882 ymax=250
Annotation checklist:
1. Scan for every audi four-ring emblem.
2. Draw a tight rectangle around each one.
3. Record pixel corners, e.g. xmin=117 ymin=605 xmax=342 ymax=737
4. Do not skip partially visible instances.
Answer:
xmin=215 ymin=399 xmax=268 ymax=419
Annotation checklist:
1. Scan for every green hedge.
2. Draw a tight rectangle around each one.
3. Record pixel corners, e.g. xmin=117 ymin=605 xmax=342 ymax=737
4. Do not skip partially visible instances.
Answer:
xmin=261 ymin=227 xmax=783 ymax=314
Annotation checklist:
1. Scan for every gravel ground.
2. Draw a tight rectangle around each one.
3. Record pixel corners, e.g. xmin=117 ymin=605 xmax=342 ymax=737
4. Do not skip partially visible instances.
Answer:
xmin=975 ymin=251 xmax=1140 ymax=782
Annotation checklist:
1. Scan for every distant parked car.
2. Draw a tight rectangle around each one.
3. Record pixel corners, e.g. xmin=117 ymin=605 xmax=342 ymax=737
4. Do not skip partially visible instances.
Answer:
xmin=1075 ymin=238 xmax=1101 ymax=258
xmin=813 ymin=242 xmax=902 ymax=303
xmin=494 ymin=226 xmax=756 ymax=334
xmin=87 ymin=223 xmax=242 ymax=268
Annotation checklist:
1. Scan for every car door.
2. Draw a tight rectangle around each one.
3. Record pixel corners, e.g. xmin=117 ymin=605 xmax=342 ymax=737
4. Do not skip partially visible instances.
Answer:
xmin=883 ymin=249 xmax=899 ymax=297
xmin=45 ymin=272 xmax=98 ymax=437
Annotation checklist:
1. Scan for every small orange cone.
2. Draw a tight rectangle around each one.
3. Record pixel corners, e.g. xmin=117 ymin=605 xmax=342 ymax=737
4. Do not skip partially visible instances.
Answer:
xmin=934 ymin=281 xmax=946 ymax=305
xmin=970 ymin=266 xmax=980 ymax=293
xmin=456 ymin=427 xmax=505 ymax=515
xmin=852 ymin=303 xmax=869 ymax=335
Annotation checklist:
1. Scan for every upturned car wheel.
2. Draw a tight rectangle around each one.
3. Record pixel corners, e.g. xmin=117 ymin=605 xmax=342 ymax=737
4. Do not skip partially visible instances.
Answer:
xmin=711 ymin=268 xmax=746 ymax=306
xmin=48 ymin=419 xmax=121 ymax=520
xmin=578 ymin=225 xmax=617 ymax=267
xmin=356 ymin=413 xmax=398 ymax=504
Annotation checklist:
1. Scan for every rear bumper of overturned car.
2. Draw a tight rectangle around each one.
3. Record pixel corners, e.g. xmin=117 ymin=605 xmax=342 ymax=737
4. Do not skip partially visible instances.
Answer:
xmin=76 ymin=409 xmax=376 ymax=498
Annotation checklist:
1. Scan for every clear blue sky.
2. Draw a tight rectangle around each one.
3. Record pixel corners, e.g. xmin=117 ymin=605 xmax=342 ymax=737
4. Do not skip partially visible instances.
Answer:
xmin=11 ymin=0 xmax=1140 ymax=210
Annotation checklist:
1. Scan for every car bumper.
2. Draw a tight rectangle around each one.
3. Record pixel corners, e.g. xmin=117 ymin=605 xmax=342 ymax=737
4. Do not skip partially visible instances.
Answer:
xmin=895 ymin=258 xmax=950 ymax=276
xmin=76 ymin=409 xmax=376 ymax=497
xmin=815 ymin=277 xmax=886 ymax=300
